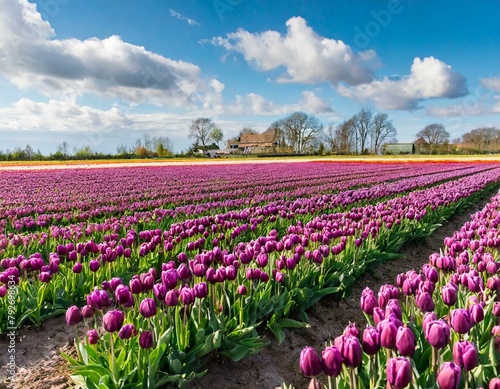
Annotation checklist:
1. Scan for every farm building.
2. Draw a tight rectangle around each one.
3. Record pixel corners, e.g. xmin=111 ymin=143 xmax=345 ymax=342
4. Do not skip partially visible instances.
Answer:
xmin=384 ymin=143 xmax=416 ymax=155
xmin=224 ymin=129 xmax=279 ymax=154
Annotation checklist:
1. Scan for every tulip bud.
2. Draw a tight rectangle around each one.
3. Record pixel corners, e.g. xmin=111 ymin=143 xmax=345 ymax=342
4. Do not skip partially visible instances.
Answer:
xmin=360 ymin=291 xmax=378 ymax=315
xmin=321 ymin=346 xmax=342 ymax=377
xmin=119 ymin=324 xmax=137 ymax=340
xmin=165 ymin=289 xmax=178 ymax=307
xmin=129 ymin=277 xmax=143 ymax=294
xmin=453 ymin=341 xmax=478 ymax=371
xmin=65 ymin=305 xmax=82 ymax=326
xmin=89 ymin=260 xmax=100 ymax=272
xmin=139 ymin=331 xmax=154 ymax=349
xmin=493 ymin=301 xmax=500 ymax=317
xmin=139 ymin=298 xmax=157 ymax=318
xmin=81 ymin=304 xmax=94 ymax=319
xmin=396 ymin=326 xmax=416 ymax=357
xmin=386 ymin=357 xmax=412 ymax=389
xmin=441 ymin=282 xmax=458 ymax=306
xmin=450 ymin=308 xmax=472 ymax=334
xmin=72 ymin=262 xmax=82 ymax=274
xmin=425 ymin=320 xmax=450 ymax=349
xmin=362 ymin=326 xmax=380 ymax=355
xmin=237 ymin=285 xmax=248 ymax=295
xmin=437 ymin=362 xmax=461 ymax=389
xmin=102 ymin=309 xmax=124 ymax=333
xmin=490 ymin=378 xmax=500 ymax=389
xmin=470 ymin=303 xmax=484 ymax=324
xmin=87 ymin=329 xmax=99 ymax=344
xmin=415 ymin=291 xmax=435 ymax=312
xmin=334 ymin=335 xmax=362 ymax=368
xmin=300 ymin=346 xmax=322 ymax=377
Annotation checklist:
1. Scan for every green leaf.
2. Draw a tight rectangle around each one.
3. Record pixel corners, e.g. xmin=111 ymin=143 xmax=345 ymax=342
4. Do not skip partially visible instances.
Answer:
xmin=268 ymin=323 xmax=286 ymax=344
xmin=278 ymin=318 xmax=310 ymax=329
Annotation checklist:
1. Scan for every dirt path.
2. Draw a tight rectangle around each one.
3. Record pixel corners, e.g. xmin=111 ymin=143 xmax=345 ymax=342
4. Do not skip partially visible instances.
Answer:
xmin=0 ymin=196 xmax=491 ymax=389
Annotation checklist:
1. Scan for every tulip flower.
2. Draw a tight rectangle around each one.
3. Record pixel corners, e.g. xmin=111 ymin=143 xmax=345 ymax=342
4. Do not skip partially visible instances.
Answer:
xmin=89 ymin=260 xmax=100 ymax=272
xmin=386 ymin=357 xmax=412 ymax=389
xmin=469 ymin=303 xmax=484 ymax=324
xmin=139 ymin=298 xmax=157 ymax=318
xmin=415 ymin=291 xmax=435 ymax=312
xmin=437 ymin=362 xmax=461 ymax=389
xmin=425 ymin=320 xmax=450 ymax=349
xmin=119 ymin=324 xmax=137 ymax=340
xmin=360 ymin=291 xmax=378 ymax=315
xmin=490 ymin=378 xmax=500 ymax=389
xmin=441 ymin=282 xmax=458 ymax=306
xmin=493 ymin=301 xmax=500 ymax=317
xmin=362 ymin=326 xmax=380 ymax=355
xmin=139 ymin=331 xmax=154 ymax=349
xmin=65 ymin=305 xmax=83 ymax=326
xmin=378 ymin=318 xmax=398 ymax=349
xmin=299 ymin=346 xmax=322 ymax=377
xmin=396 ymin=326 xmax=415 ymax=357
xmin=450 ymin=308 xmax=472 ymax=334
xmin=334 ymin=334 xmax=362 ymax=368
xmin=452 ymin=341 xmax=478 ymax=371
xmin=81 ymin=305 xmax=94 ymax=319
xmin=72 ymin=262 xmax=82 ymax=274
xmin=165 ymin=290 xmax=178 ymax=307
xmin=237 ymin=285 xmax=248 ymax=295
xmin=103 ymin=309 xmax=124 ymax=333
xmin=87 ymin=329 xmax=99 ymax=345
xmin=321 ymin=346 xmax=342 ymax=377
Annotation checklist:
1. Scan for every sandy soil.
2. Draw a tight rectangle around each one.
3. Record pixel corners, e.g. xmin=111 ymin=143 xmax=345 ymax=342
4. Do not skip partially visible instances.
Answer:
xmin=0 ymin=195 xmax=489 ymax=389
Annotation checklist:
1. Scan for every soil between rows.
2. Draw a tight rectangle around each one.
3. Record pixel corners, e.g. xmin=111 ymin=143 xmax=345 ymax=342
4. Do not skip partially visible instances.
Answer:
xmin=0 ymin=195 xmax=492 ymax=389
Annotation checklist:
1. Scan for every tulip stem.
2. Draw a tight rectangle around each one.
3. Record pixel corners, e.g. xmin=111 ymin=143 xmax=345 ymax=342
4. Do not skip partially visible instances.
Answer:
xmin=74 ymin=327 xmax=81 ymax=361
xmin=432 ymin=347 xmax=439 ymax=377
xmin=348 ymin=367 xmax=357 ymax=389
xmin=109 ymin=333 xmax=116 ymax=383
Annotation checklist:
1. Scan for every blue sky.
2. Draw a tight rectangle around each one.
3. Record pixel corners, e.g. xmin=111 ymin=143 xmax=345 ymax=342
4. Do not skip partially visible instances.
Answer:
xmin=1 ymin=0 xmax=499 ymax=154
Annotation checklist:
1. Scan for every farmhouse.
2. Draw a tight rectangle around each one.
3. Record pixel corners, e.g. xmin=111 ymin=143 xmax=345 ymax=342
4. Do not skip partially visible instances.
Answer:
xmin=226 ymin=129 xmax=279 ymax=154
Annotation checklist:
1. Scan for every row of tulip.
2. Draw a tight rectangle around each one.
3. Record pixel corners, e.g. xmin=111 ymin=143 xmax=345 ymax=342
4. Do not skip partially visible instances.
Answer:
xmin=291 ymin=190 xmax=500 ymax=388
xmin=0 ymin=163 xmax=489 ymax=235
xmin=50 ymin=167 xmax=500 ymax=387
xmin=1 ymin=165 xmax=499 ymax=334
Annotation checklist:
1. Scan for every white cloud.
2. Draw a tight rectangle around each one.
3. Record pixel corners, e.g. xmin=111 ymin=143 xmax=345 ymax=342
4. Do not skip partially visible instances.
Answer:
xmin=211 ymin=16 xmax=378 ymax=86
xmin=426 ymin=103 xmax=487 ymax=118
xmin=0 ymin=0 xmax=220 ymax=107
xmin=338 ymin=57 xmax=467 ymax=110
xmin=169 ymin=9 xmax=200 ymax=26
xmin=481 ymin=77 xmax=500 ymax=92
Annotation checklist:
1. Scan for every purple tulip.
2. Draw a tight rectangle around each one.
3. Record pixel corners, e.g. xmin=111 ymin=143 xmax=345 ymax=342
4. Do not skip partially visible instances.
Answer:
xmin=378 ymin=318 xmax=398 ymax=349
xmin=415 ymin=291 xmax=434 ymax=312
xmin=494 ymin=301 xmax=500 ymax=317
xmin=362 ymin=326 xmax=380 ymax=355
xmin=321 ymin=346 xmax=342 ymax=377
xmin=360 ymin=290 xmax=378 ymax=315
xmin=89 ymin=260 xmax=100 ymax=272
xmin=129 ymin=277 xmax=143 ymax=294
xmin=386 ymin=357 xmax=412 ymax=389
xmin=425 ymin=320 xmax=450 ymax=349
xmin=343 ymin=322 xmax=358 ymax=337
xmin=139 ymin=331 xmax=154 ymax=349
xmin=334 ymin=334 xmax=362 ymax=368
xmin=65 ymin=305 xmax=82 ymax=326
xmin=299 ymin=346 xmax=322 ymax=377
xmin=165 ymin=289 xmax=178 ymax=307
xmin=441 ymin=282 xmax=458 ymax=306
xmin=72 ymin=262 xmax=82 ymax=274
xmin=396 ymin=326 xmax=415 ymax=357
xmin=373 ymin=307 xmax=385 ymax=325
xmin=102 ymin=309 xmax=124 ymax=333
xmin=453 ymin=341 xmax=478 ymax=371
xmin=470 ymin=303 xmax=484 ymax=324
xmin=87 ymin=329 xmax=99 ymax=344
xmin=0 ymin=286 xmax=6 ymax=298
xmin=81 ymin=305 xmax=94 ymax=319
xmin=490 ymin=378 xmax=500 ymax=389
xmin=450 ymin=308 xmax=472 ymax=334
xmin=88 ymin=289 xmax=111 ymax=310
xmin=119 ymin=324 xmax=137 ymax=340
xmin=115 ymin=285 xmax=134 ymax=307
xmin=237 ymin=285 xmax=248 ymax=295
xmin=180 ymin=287 xmax=195 ymax=305
xmin=153 ymin=283 xmax=167 ymax=301
xmin=437 ymin=362 xmax=461 ymax=389
xmin=385 ymin=299 xmax=402 ymax=321
xmin=139 ymin=298 xmax=157 ymax=318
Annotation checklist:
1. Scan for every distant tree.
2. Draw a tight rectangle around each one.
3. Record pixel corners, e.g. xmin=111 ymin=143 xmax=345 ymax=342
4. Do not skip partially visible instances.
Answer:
xmin=333 ymin=118 xmax=356 ymax=154
xmin=461 ymin=127 xmax=500 ymax=153
xmin=323 ymin=123 xmax=336 ymax=153
xmin=416 ymin=123 xmax=450 ymax=154
xmin=371 ymin=113 xmax=397 ymax=154
xmin=57 ymin=141 xmax=69 ymax=157
xmin=74 ymin=145 xmax=93 ymax=159
xmin=116 ymin=144 xmax=129 ymax=155
xmin=352 ymin=108 xmax=373 ymax=154
xmin=210 ymin=128 xmax=224 ymax=148
xmin=280 ymin=112 xmax=323 ymax=154
xmin=24 ymin=144 xmax=35 ymax=160
xmin=153 ymin=136 xmax=173 ymax=157
xmin=189 ymin=118 xmax=217 ymax=147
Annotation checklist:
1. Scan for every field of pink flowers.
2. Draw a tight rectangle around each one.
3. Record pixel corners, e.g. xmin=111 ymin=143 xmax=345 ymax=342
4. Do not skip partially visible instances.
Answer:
xmin=1 ymin=161 xmax=500 ymax=388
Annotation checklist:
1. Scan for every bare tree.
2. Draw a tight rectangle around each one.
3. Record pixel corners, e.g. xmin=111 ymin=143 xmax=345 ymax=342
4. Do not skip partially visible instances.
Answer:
xmin=280 ymin=112 xmax=323 ymax=154
xmin=333 ymin=118 xmax=356 ymax=154
xmin=353 ymin=108 xmax=373 ymax=154
xmin=189 ymin=118 xmax=217 ymax=147
xmin=416 ymin=123 xmax=450 ymax=154
xmin=462 ymin=127 xmax=500 ymax=152
xmin=57 ymin=141 xmax=69 ymax=156
xmin=371 ymin=113 xmax=397 ymax=154
xmin=324 ymin=123 xmax=336 ymax=153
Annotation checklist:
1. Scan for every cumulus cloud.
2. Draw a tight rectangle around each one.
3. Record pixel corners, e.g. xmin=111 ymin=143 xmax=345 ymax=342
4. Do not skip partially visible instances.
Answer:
xmin=211 ymin=16 xmax=378 ymax=86
xmin=426 ymin=103 xmax=487 ymax=118
xmin=169 ymin=9 xmax=200 ymax=26
xmin=338 ymin=56 xmax=467 ymax=110
xmin=0 ymin=0 xmax=221 ymax=106
xmin=480 ymin=77 xmax=500 ymax=92
xmin=0 ymin=99 xmax=133 ymax=132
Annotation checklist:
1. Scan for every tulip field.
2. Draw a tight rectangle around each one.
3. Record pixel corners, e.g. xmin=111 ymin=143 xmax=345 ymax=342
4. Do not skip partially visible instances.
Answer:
xmin=2 ymin=160 xmax=500 ymax=388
